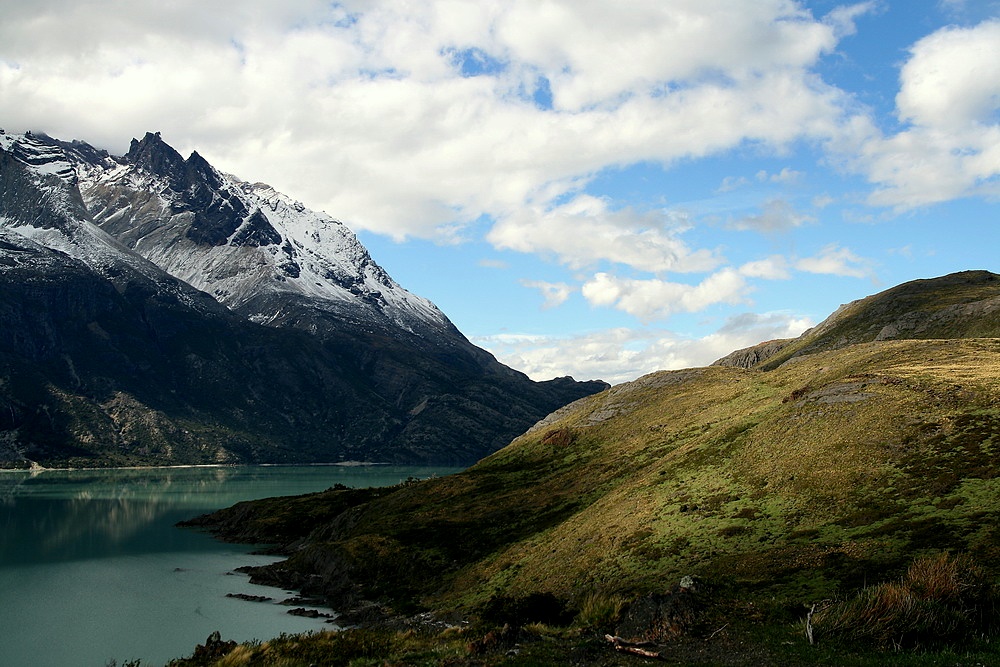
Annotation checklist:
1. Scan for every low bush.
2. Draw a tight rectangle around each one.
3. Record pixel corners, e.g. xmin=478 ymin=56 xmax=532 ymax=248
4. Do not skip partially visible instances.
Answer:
xmin=574 ymin=591 xmax=627 ymax=630
xmin=479 ymin=592 xmax=573 ymax=628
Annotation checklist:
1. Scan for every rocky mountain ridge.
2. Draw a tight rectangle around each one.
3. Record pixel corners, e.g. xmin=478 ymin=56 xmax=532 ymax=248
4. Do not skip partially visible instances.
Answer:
xmin=0 ymin=128 xmax=607 ymax=467
xmin=713 ymin=270 xmax=1000 ymax=370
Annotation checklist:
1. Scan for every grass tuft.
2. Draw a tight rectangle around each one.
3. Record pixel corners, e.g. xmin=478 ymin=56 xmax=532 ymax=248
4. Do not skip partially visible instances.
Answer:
xmin=574 ymin=591 xmax=628 ymax=631
xmin=812 ymin=552 xmax=998 ymax=649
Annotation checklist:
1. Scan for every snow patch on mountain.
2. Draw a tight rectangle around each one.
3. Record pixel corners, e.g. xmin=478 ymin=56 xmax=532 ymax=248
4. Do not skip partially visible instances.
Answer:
xmin=2 ymin=129 xmax=450 ymax=335
xmin=237 ymin=178 xmax=446 ymax=328
xmin=0 ymin=133 xmax=240 ymax=313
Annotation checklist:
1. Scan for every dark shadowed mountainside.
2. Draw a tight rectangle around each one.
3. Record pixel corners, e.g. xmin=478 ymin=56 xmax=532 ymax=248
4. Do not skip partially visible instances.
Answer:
xmin=0 ymin=130 xmax=607 ymax=467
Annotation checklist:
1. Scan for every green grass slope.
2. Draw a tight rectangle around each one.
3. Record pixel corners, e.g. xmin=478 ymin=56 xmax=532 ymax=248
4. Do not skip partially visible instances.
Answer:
xmin=757 ymin=270 xmax=1000 ymax=370
xmin=195 ymin=336 xmax=1000 ymax=611
xmin=181 ymin=271 xmax=1000 ymax=663
xmin=463 ymin=338 xmax=1000 ymax=604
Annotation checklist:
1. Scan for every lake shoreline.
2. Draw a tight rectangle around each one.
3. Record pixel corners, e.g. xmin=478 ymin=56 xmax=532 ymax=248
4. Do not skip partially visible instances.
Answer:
xmin=0 ymin=460 xmax=390 ymax=473
xmin=1 ymin=465 xmax=461 ymax=666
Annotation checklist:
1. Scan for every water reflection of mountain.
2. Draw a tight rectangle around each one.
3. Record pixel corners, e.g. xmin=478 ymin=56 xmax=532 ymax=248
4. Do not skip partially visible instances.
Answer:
xmin=0 ymin=466 xmax=459 ymax=566
xmin=0 ymin=468 xmax=244 ymax=565
xmin=0 ymin=473 xmax=31 ymax=506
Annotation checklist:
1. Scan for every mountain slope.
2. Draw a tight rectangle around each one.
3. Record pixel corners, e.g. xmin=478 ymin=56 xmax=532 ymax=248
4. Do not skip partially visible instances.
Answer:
xmin=185 ymin=270 xmax=1000 ymax=622
xmin=0 ymin=129 xmax=606 ymax=467
xmin=77 ymin=132 xmax=449 ymax=337
xmin=713 ymin=270 xmax=1000 ymax=370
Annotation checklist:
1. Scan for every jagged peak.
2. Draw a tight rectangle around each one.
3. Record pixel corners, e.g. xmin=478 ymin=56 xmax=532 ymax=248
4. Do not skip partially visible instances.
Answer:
xmin=125 ymin=131 xmax=185 ymax=178
xmin=183 ymin=150 xmax=223 ymax=189
xmin=15 ymin=128 xmax=450 ymax=332
xmin=186 ymin=149 xmax=211 ymax=169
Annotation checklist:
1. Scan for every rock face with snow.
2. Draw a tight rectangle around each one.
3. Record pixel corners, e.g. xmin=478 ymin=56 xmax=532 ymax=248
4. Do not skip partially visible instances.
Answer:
xmin=0 ymin=129 xmax=607 ymax=468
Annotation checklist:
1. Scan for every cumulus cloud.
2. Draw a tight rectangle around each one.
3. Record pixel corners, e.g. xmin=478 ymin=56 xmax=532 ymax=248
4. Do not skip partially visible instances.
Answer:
xmin=581 ymin=269 xmax=750 ymax=322
xmin=795 ymin=244 xmax=875 ymax=278
xmin=488 ymin=195 xmax=720 ymax=272
xmin=520 ymin=280 xmax=574 ymax=309
xmin=474 ymin=311 xmax=812 ymax=384
xmin=860 ymin=19 xmax=1000 ymax=208
xmin=0 ymin=0 xmax=865 ymax=242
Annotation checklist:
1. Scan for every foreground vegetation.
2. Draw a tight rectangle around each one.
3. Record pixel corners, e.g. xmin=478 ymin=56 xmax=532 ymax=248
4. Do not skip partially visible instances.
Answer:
xmin=175 ymin=272 xmax=1000 ymax=664
xmin=165 ymin=554 xmax=999 ymax=665
xmin=166 ymin=565 xmax=1000 ymax=666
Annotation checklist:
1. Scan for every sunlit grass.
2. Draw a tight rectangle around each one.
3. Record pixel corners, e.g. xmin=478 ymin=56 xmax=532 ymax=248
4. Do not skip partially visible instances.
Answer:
xmin=180 ymin=335 xmax=1000 ymax=665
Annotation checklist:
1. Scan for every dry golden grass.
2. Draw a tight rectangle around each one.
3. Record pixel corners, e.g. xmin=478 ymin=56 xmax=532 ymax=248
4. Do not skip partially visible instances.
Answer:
xmin=812 ymin=552 xmax=997 ymax=648
xmin=439 ymin=339 xmax=1000 ymax=607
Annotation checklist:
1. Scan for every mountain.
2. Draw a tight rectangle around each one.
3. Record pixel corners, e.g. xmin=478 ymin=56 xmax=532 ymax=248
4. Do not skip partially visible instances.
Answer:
xmin=183 ymin=271 xmax=1000 ymax=652
xmin=713 ymin=270 xmax=1000 ymax=369
xmin=0 ymin=129 xmax=607 ymax=468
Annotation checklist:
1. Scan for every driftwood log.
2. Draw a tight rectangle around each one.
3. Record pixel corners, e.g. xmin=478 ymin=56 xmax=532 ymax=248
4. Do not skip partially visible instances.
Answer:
xmin=605 ymin=634 xmax=663 ymax=659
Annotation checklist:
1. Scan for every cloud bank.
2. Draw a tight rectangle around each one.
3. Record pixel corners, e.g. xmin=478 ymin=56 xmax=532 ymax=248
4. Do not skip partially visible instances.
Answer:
xmin=2 ymin=1 xmax=996 ymax=382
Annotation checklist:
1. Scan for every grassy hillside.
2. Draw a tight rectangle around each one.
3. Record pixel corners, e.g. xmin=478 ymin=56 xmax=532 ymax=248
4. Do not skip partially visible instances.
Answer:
xmin=459 ymin=338 xmax=1000 ymax=603
xmin=178 ymin=272 xmax=1000 ymax=664
xmin=757 ymin=270 xmax=1000 ymax=370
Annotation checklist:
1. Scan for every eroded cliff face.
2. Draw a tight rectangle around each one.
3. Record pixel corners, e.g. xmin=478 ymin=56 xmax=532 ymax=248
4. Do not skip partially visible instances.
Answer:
xmin=0 ymin=130 xmax=607 ymax=468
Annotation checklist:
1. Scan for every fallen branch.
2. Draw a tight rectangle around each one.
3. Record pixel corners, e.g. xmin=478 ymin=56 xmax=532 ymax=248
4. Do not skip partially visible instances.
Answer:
xmin=805 ymin=603 xmax=816 ymax=645
xmin=707 ymin=623 xmax=728 ymax=640
xmin=605 ymin=634 xmax=663 ymax=659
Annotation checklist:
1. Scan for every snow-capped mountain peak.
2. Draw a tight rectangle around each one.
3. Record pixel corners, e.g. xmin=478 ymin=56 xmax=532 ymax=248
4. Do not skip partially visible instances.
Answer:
xmin=61 ymin=131 xmax=449 ymax=333
xmin=0 ymin=126 xmax=608 ymax=469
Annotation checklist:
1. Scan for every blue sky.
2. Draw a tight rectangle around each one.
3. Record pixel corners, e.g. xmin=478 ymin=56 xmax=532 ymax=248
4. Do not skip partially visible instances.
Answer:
xmin=1 ymin=0 xmax=998 ymax=384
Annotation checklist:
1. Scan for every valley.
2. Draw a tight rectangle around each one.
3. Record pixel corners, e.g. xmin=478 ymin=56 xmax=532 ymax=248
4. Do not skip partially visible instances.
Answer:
xmin=3 ymin=129 xmax=1000 ymax=665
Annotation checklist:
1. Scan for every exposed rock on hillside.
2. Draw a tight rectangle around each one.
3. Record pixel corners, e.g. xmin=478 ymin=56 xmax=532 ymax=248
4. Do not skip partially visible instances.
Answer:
xmin=711 ymin=338 xmax=791 ymax=369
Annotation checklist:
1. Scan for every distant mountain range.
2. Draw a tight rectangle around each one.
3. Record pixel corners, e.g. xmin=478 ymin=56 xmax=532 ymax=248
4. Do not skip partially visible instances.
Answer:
xmin=0 ymin=129 xmax=607 ymax=468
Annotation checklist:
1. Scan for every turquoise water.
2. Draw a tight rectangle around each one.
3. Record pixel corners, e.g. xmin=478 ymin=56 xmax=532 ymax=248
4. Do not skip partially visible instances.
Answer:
xmin=0 ymin=465 xmax=461 ymax=666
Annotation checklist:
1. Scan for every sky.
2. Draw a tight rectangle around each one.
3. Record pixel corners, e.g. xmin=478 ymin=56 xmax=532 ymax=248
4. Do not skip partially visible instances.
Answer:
xmin=1 ymin=0 xmax=998 ymax=385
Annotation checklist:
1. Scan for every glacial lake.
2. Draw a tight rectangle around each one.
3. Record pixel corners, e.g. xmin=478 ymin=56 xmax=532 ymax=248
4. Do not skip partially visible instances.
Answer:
xmin=0 ymin=465 xmax=461 ymax=667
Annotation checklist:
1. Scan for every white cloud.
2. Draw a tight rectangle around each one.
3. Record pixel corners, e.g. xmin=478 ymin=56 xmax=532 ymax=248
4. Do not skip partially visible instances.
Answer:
xmin=812 ymin=194 xmax=836 ymax=208
xmin=757 ymin=167 xmax=805 ymax=183
xmin=492 ymin=0 xmax=839 ymax=111
xmin=0 ymin=0 xmax=864 ymax=242
xmin=860 ymin=20 xmax=1000 ymax=208
xmin=520 ymin=280 xmax=574 ymax=309
xmin=721 ymin=167 xmax=804 ymax=193
xmin=728 ymin=198 xmax=815 ymax=232
xmin=739 ymin=255 xmax=792 ymax=280
xmin=488 ymin=195 xmax=720 ymax=272
xmin=823 ymin=2 xmax=878 ymax=39
xmin=581 ymin=268 xmax=750 ymax=322
xmin=474 ymin=312 xmax=812 ymax=384
xmin=718 ymin=175 xmax=751 ymax=192
xmin=795 ymin=243 xmax=875 ymax=278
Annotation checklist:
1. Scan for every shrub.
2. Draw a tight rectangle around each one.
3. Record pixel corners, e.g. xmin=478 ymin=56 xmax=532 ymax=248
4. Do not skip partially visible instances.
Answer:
xmin=811 ymin=552 xmax=997 ymax=649
xmin=541 ymin=428 xmax=575 ymax=447
xmin=575 ymin=591 xmax=627 ymax=630
xmin=479 ymin=592 xmax=573 ymax=628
